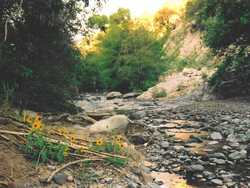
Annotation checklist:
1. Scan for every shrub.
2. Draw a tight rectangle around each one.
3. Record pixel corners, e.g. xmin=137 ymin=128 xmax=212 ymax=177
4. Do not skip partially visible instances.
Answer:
xmin=209 ymin=45 xmax=250 ymax=97
xmin=186 ymin=0 xmax=250 ymax=50
xmin=152 ymin=89 xmax=167 ymax=99
xmin=24 ymin=132 xmax=68 ymax=163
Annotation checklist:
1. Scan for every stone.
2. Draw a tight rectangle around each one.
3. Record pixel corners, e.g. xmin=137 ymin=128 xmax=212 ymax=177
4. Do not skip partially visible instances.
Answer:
xmin=89 ymin=115 xmax=129 ymax=133
xmin=53 ymin=173 xmax=67 ymax=185
xmin=187 ymin=164 xmax=205 ymax=172
xmin=211 ymin=179 xmax=223 ymax=186
xmin=228 ymin=150 xmax=247 ymax=160
xmin=130 ymin=133 xmax=149 ymax=145
xmin=211 ymin=158 xmax=226 ymax=165
xmin=67 ymin=175 xmax=74 ymax=182
xmin=211 ymin=132 xmax=223 ymax=140
xmin=161 ymin=141 xmax=170 ymax=149
xmin=226 ymin=134 xmax=239 ymax=143
xmin=208 ymin=153 xmax=226 ymax=159
xmin=123 ymin=92 xmax=141 ymax=99
xmin=128 ymin=182 xmax=138 ymax=188
xmin=106 ymin=92 xmax=122 ymax=100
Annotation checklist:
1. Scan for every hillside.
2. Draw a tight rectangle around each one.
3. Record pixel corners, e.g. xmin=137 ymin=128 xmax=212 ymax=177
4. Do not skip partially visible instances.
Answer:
xmin=138 ymin=21 xmax=216 ymax=101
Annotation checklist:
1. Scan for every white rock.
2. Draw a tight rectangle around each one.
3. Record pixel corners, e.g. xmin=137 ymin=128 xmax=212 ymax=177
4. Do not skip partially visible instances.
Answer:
xmin=106 ymin=92 xmax=122 ymax=100
xmin=89 ymin=115 xmax=129 ymax=133
xmin=211 ymin=132 xmax=223 ymax=140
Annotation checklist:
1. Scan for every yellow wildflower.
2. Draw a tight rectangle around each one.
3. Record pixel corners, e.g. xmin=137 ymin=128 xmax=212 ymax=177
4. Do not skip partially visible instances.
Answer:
xmin=118 ymin=142 xmax=126 ymax=149
xmin=58 ymin=128 xmax=68 ymax=136
xmin=69 ymin=135 xmax=76 ymax=143
xmin=25 ymin=115 xmax=33 ymax=124
xmin=96 ymin=138 xmax=104 ymax=146
xmin=32 ymin=120 xmax=42 ymax=130
xmin=114 ymin=135 xmax=123 ymax=143
xmin=34 ymin=113 xmax=42 ymax=122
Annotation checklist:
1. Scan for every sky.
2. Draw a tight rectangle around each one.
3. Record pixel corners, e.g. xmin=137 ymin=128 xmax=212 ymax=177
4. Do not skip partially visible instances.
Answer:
xmin=101 ymin=0 xmax=185 ymax=18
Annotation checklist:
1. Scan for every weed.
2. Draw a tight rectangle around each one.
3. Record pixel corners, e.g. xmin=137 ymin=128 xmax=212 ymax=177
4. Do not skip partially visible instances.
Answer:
xmin=105 ymin=157 xmax=128 ymax=168
xmin=23 ymin=132 xmax=68 ymax=164
xmin=74 ymin=168 xmax=100 ymax=187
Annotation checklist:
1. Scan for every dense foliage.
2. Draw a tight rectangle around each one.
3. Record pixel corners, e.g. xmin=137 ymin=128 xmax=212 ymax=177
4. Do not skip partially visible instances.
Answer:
xmin=186 ymin=0 xmax=250 ymax=50
xmin=186 ymin=0 xmax=250 ymax=98
xmin=209 ymin=45 xmax=250 ymax=98
xmin=82 ymin=9 xmax=167 ymax=92
xmin=0 ymin=0 xmax=97 ymax=111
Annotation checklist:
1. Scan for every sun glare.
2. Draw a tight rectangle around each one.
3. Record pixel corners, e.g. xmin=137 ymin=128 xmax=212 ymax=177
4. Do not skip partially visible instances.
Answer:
xmin=101 ymin=0 xmax=186 ymax=18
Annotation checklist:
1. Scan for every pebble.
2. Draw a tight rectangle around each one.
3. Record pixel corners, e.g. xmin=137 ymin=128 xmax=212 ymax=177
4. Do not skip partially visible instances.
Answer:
xmin=53 ymin=173 xmax=67 ymax=185
xmin=211 ymin=132 xmax=223 ymax=140
xmin=211 ymin=179 xmax=223 ymax=185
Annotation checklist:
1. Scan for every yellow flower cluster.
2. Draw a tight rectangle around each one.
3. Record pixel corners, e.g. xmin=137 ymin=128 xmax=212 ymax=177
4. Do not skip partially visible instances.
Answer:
xmin=94 ymin=135 xmax=127 ymax=149
xmin=23 ymin=113 xmax=43 ymax=130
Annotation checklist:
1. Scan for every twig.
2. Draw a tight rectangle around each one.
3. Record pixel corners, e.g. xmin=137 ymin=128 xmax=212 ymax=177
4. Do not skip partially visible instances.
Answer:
xmin=47 ymin=158 xmax=103 ymax=183
xmin=0 ymin=181 xmax=8 ymax=186
xmin=0 ymin=134 xmax=10 ymax=141
xmin=0 ymin=130 xmax=28 ymax=136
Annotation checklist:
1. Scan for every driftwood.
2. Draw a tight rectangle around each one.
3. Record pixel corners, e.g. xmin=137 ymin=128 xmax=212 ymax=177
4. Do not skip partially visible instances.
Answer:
xmin=0 ymin=116 xmax=28 ymax=129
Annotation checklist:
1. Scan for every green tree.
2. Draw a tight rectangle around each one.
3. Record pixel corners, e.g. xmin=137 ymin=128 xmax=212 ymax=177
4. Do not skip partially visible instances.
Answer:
xmin=90 ymin=23 xmax=166 ymax=92
xmin=0 ymin=0 xmax=100 ymax=111
xmin=88 ymin=14 xmax=109 ymax=31
xmin=109 ymin=8 xmax=131 ymax=25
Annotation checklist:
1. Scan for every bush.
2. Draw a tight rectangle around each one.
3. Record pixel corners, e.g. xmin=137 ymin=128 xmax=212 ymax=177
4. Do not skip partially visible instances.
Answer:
xmin=186 ymin=0 xmax=250 ymax=50
xmin=209 ymin=45 xmax=250 ymax=97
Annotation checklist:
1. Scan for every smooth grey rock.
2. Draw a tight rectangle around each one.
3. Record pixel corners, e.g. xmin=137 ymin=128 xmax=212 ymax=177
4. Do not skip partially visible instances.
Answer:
xmin=211 ymin=179 xmax=223 ymax=185
xmin=187 ymin=164 xmax=205 ymax=172
xmin=211 ymin=158 xmax=226 ymax=165
xmin=208 ymin=153 xmax=226 ymax=159
xmin=161 ymin=141 xmax=170 ymax=149
xmin=211 ymin=132 xmax=223 ymax=140
xmin=53 ymin=173 xmax=67 ymax=185
xmin=89 ymin=115 xmax=129 ymax=133
xmin=228 ymin=150 xmax=247 ymax=160
xmin=226 ymin=134 xmax=238 ymax=143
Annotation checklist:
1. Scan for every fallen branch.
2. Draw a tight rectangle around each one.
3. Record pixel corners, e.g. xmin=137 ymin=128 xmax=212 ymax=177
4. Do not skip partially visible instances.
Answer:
xmin=0 ymin=134 xmax=10 ymax=141
xmin=0 ymin=116 xmax=28 ymax=129
xmin=47 ymin=158 xmax=103 ymax=183
xmin=0 ymin=130 xmax=28 ymax=136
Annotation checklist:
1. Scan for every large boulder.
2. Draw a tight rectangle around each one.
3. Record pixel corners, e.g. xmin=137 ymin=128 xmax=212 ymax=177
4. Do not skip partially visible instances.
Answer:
xmin=89 ymin=115 xmax=129 ymax=133
xmin=106 ymin=92 xmax=122 ymax=100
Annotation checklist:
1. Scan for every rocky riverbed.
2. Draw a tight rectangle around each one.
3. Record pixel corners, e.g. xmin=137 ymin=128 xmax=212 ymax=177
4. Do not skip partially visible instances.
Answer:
xmin=75 ymin=93 xmax=250 ymax=188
